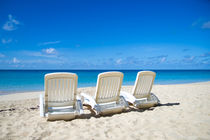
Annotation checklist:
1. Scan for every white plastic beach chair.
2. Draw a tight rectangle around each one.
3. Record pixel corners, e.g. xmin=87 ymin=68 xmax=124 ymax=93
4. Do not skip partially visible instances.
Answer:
xmin=81 ymin=72 xmax=128 ymax=115
xmin=40 ymin=72 xmax=83 ymax=121
xmin=120 ymin=71 xmax=160 ymax=108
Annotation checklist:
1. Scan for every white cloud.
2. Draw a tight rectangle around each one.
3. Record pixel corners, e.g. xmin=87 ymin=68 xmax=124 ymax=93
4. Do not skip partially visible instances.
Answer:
xmin=2 ymin=38 xmax=12 ymax=44
xmin=191 ymin=18 xmax=203 ymax=27
xmin=42 ymin=48 xmax=56 ymax=54
xmin=38 ymin=41 xmax=60 ymax=46
xmin=188 ymin=56 xmax=195 ymax=60
xmin=13 ymin=57 xmax=20 ymax=63
xmin=22 ymin=50 xmax=58 ymax=58
xmin=183 ymin=55 xmax=195 ymax=63
xmin=160 ymin=57 xmax=167 ymax=63
xmin=2 ymin=14 xmax=20 ymax=31
xmin=200 ymin=52 xmax=210 ymax=57
xmin=149 ymin=55 xmax=168 ymax=63
xmin=202 ymin=21 xmax=210 ymax=29
xmin=0 ymin=53 xmax=5 ymax=58
xmin=181 ymin=53 xmax=210 ymax=65
xmin=116 ymin=58 xmax=122 ymax=64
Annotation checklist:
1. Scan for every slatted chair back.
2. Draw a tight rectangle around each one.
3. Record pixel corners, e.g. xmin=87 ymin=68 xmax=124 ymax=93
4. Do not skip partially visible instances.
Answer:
xmin=95 ymin=72 xmax=123 ymax=104
xmin=45 ymin=73 xmax=78 ymax=111
xmin=132 ymin=71 xmax=156 ymax=98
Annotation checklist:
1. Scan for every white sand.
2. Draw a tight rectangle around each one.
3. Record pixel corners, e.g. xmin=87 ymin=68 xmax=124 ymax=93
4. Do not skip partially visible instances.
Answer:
xmin=0 ymin=82 xmax=210 ymax=140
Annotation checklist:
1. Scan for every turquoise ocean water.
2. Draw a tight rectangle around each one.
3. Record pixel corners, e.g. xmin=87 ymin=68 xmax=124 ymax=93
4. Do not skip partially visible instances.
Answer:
xmin=0 ymin=70 xmax=210 ymax=95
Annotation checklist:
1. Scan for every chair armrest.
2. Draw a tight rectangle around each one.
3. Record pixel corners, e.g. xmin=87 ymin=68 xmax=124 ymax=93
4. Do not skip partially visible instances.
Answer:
xmin=81 ymin=93 xmax=97 ymax=109
xmin=39 ymin=94 xmax=45 ymax=117
xmin=119 ymin=96 xmax=129 ymax=107
xmin=120 ymin=91 xmax=136 ymax=104
xmin=150 ymin=93 xmax=161 ymax=104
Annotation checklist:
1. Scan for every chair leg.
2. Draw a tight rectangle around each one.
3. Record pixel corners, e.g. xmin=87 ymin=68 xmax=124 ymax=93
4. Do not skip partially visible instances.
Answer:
xmin=94 ymin=104 xmax=101 ymax=115
xmin=76 ymin=99 xmax=84 ymax=115
xmin=39 ymin=94 xmax=45 ymax=117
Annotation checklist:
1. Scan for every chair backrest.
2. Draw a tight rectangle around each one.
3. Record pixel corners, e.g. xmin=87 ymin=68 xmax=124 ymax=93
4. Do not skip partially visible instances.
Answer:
xmin=132 ymin=71 xmax=156 ymax=98
xmin=95 ymin=72 xmax=123 ymax=104
xmin=45 ymin=73 xmax=78 ymax=108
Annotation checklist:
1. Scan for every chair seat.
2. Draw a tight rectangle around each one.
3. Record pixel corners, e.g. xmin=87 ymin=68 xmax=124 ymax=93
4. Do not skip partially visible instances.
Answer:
xmin=98 ymin=101 xmax=125 ymax=115
xmin=47 ymin=106 xmax=77 ymax=121
xmin=135 ymin=93 xmax=159 ymax=108
xmin=97 ymin=96 xmax=128 ymax=115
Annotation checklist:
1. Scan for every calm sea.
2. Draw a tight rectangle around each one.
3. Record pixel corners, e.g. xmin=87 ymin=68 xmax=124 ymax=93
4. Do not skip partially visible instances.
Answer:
xmin=0 ymin=70 xmax=210 ymax=94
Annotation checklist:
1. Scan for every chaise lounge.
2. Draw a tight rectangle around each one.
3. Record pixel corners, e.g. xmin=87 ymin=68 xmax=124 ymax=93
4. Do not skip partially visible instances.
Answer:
xmin=120 ymin=71 xmax=160 ymax=108
xmin=40 ymin=72 xmax=83 ymax=121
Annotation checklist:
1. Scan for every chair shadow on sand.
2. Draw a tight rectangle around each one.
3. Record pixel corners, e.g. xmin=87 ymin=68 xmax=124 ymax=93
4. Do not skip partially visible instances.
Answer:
xmin=156 ymin=102 xmax=180 ymax=107
xmin=74 ymin=100 xmax=180 ymax=120
xmin=116 ymin=102 xmax=180 ymax=113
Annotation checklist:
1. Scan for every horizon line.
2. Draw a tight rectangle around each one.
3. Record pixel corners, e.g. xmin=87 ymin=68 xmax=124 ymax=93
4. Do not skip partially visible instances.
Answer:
xmin=0 ymin=69 xmax=210 ymax=71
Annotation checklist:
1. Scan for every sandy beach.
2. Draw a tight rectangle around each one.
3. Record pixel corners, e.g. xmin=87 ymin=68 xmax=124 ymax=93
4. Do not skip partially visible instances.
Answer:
xmin=0 ymin=82 xmax=210 ymax=140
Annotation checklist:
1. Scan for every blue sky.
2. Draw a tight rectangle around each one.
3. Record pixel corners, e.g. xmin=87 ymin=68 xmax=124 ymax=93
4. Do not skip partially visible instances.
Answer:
xmin=0 ymin=0 xmax=210 ymax=69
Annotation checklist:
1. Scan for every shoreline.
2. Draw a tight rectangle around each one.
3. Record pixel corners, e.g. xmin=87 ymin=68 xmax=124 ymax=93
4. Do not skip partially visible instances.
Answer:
xmin=0 ymin=80 xmax=210 ymax=97
xmin=0 ymin=81 xmax=210 ymax=101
